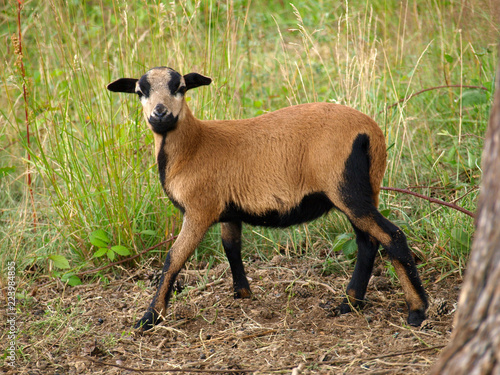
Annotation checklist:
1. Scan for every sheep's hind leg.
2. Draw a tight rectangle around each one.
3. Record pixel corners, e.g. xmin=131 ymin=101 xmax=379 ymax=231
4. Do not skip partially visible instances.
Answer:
xmin=221 ymin=221 xmax=251 ymax=298
xmin=347 ymin=211 xmax=428 ymax=326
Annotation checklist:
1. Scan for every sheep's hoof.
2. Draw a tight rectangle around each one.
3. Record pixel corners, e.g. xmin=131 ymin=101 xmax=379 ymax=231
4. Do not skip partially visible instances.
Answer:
xmin=338 ymin=298 xmax=365 ymax=315
xmin=338 ymin=302 xmax=354 ymax=315
xmin=234 ymin=287 xmax=252 ymax=299
xmin=407 ymin=308 xmax=426 ymax=326
xmin=134 ymin=311 xmax=161 ymax=331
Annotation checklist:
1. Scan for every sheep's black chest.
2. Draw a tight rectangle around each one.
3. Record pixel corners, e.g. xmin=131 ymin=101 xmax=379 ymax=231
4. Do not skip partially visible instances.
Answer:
xmin=157 ymin=136 xmax=168 ymax=191
xmin=157 ymin=137 xmax=186 ymax=214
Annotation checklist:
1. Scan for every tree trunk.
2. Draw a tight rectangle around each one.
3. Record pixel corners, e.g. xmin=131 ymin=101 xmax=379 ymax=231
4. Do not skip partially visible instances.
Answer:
xmin=430 ymin=57 xmax=500 ymax=374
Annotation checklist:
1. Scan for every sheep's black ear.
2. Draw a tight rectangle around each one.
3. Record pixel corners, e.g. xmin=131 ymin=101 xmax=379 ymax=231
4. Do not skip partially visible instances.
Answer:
xmin=107 ymin=78 xmax=138 ymax=93
xmin=184 ymin=73 xmax=212 ymax=91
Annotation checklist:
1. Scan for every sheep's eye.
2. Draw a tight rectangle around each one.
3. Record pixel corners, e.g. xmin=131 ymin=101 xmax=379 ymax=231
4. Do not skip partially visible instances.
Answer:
xmin=136 ymin=90 xmax=144 ymax=98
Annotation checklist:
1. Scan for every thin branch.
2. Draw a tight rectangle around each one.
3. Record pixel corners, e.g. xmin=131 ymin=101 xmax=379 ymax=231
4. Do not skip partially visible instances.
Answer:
xmin=405 ymin=184 xmax=479 ymax=191
xmin=384 ymin=84 xmax=488 ymax=111
xmin=381 ymin=186 xmax=475 ymax=218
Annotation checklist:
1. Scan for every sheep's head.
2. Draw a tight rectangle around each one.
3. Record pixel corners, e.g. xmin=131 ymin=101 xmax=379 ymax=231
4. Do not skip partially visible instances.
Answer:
xmin=107 ymin=67 xmax=212 ymax=134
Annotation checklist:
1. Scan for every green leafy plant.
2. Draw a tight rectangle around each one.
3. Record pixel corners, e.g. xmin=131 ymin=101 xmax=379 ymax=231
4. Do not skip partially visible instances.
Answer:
xmin=48 ymin=254 xmax=70 ymax=270
xmin=90 ymin=230 xmax=131 ymax=262
xmin=47 ymin=255 xmax=83 ymax=286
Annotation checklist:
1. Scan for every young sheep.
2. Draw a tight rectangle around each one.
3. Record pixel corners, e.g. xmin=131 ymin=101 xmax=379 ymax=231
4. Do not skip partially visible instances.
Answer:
xmin=107 ymin=66 xmax=428 ymax=331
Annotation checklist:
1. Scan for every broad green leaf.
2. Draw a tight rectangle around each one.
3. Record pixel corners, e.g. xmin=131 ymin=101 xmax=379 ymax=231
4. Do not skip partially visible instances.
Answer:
xmin=90 ymin=230 xmax=110 ymax=248
xmin=111 ymin=245 xmax=130 ymax=256
xmin=93 ymin=248 xmax=108 ymax=258
xmin=62 ymin=274 xmax=82 ymax=286
xmin=67 ymin=276 xmax=82 ymax=286
xmin=49 ymin=254 xmax=70 ymax=269
xmin=107 ymin=249 xmax=115 ymax=261
xmin=332 ymin=233 xmax=352 ymax=252
xmin=342 ymin=239 xmax=358 ymax=260
xmin=90 ymin=237 xmax=108 ymax=248
xmin=140 ymin=230 xmax=157 ymax=236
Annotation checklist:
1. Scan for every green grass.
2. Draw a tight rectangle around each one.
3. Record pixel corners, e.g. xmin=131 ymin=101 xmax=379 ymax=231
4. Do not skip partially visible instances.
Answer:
xmin=0 ymin=0 xmax=497 ymax=284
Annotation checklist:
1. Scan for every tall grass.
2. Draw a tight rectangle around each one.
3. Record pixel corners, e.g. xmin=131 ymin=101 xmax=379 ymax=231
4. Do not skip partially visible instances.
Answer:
xmin=0 ymin=0 xmax=497 ymax=279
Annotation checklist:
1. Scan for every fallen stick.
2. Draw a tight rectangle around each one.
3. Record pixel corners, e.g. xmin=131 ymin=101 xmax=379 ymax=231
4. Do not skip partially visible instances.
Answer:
xmin=77 ymin=356 xmax=255 ymax=373
xmin=322 ymin=344 xmax=446 ymax=365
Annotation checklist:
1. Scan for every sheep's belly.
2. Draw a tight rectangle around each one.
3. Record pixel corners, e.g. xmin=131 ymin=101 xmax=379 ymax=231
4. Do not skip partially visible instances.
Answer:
xmin=218 ymin=192 xmax=335 ymax=228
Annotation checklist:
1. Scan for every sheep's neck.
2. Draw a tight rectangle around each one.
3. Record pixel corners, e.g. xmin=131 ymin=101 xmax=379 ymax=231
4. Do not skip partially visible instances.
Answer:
xmin=152 ymin=105 xmax=202 ymax=180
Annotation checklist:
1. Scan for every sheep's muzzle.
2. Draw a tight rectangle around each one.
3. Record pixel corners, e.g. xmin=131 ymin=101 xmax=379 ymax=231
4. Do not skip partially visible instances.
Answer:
xmin=149 ymin=112 xmax=178 ymax=134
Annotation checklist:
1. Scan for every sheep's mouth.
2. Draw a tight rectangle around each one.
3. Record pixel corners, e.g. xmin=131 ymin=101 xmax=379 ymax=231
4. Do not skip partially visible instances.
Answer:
xmin=149 ymin=113 xmax=178 ymax=134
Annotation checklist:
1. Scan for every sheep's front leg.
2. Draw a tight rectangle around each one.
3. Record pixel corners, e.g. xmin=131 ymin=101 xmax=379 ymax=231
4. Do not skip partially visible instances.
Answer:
xmin=339 ymin=225 xmax=379 ymax=313
xmin=221 ymin=221 xmax=251 ymax=298
xmin=135 ymin=216 xmax=210 ymax=331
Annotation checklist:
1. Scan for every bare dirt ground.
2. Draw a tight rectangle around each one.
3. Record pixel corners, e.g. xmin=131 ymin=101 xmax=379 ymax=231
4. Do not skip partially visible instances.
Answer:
xmin=3 ymin=253 xmax=461 ymax=375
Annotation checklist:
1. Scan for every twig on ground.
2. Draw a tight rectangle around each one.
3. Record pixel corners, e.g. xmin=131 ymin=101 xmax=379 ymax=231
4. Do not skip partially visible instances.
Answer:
xmin=322 ymin=344 xmax=445 ymax=365
xmin=77 ymin=356 xmax=256 ymax=373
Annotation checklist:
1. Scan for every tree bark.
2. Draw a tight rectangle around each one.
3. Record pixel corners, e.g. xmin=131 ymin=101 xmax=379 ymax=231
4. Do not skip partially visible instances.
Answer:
xmin=430 ymin=56 xmax=500 ymax=374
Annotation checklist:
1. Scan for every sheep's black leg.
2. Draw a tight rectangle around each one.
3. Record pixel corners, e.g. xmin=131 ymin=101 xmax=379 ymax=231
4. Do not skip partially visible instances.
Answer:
xmin=375 ymin=215 xmax=428 ymax=326
xmin=336 ymin=133 xmax=427 ymax=325
xmin=339 ymin=225 xmax=379 ymax=314
xmin=221 ymin=221 xmax=251 ymax=298
xmin=347 ymin=211 xmax=428 ymax=326
xmin=135 ymin=216 xmax=210 ymax=331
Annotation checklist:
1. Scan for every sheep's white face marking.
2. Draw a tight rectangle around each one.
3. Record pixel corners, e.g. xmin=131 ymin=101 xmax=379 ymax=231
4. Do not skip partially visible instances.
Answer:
xmin=107 ymin=67 xmax=211 ymax=135
xmin=136 ymin=67 xmax=186 ymax=134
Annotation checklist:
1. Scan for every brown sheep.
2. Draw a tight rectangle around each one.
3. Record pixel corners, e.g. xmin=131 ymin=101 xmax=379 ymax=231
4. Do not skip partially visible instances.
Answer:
xmin=107 ymin=66 xmax=428 ymax=331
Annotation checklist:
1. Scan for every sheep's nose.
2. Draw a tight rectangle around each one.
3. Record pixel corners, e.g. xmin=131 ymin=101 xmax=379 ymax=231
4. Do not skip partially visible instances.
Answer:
xmin=153 ymin=104 xmax=167 ymax=118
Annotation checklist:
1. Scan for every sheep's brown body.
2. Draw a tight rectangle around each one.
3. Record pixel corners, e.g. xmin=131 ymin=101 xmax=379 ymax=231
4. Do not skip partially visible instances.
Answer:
xmin=108 ymin=67 xmax=428 ymax=331
xmin=162 ymin=102 xmax=386 ymax=220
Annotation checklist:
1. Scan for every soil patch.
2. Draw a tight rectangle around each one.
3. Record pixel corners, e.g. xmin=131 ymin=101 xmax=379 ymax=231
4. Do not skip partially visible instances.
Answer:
xmin=2 ymin=255 xmax=461 ymax=374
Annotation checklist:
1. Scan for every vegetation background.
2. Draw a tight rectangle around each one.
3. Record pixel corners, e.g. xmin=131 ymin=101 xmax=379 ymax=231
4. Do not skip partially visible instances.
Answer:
xmin=0 ymin=0 xmax=497 ymax=311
